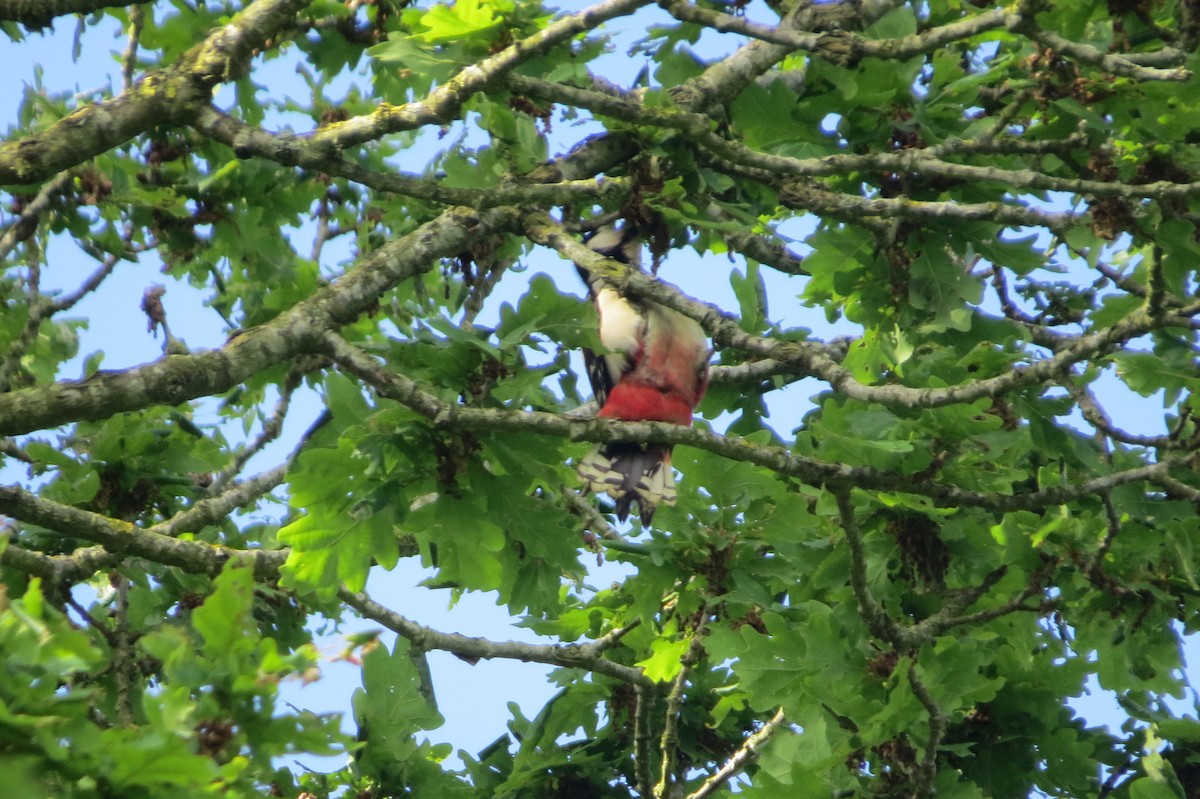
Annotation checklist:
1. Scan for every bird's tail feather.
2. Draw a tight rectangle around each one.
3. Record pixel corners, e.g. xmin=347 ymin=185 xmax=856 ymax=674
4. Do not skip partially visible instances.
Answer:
xmin=577 ymin=442 xmax=675 ymax=526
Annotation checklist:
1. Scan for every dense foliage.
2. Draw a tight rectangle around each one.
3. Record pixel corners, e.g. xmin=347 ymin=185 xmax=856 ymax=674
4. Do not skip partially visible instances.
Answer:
xmin=3 ymin=0 xmax=1200 ymax=797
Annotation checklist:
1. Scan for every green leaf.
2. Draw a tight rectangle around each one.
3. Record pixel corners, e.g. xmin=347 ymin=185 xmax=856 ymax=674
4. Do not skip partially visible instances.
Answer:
xmin=194 ymin=564 xmax=256 ymax=660
xmin=908 ymin=246 xmax=983 ymax=333
xmin=279 ymin=499 xmax=399 ymax=594
xmin=105 ymin=730 xmax=219 ymax=790
xmin=1129 ymin=778 xmax=1183 ymax=799
xmin=353 ymin=639 xmax=445 ymax=780
xmin=730 ymin=80 xmax=807 ymax=151
xmin=638 ymin=637 xmax=690 ymax=682
xmin=730 ymin=262 xmax=768 ymax=333
xmin=1113 ymin=350 xmax=1199 ymax=404
xmin=369 ymin=34 xmax=464 ymax=91
xmin=413 ymin=0 xmax=501 ymax=43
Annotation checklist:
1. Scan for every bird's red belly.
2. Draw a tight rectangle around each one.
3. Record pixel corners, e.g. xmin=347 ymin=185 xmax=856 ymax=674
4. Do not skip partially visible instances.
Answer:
xmin=598 ymin=383 xmax=695 ymax=426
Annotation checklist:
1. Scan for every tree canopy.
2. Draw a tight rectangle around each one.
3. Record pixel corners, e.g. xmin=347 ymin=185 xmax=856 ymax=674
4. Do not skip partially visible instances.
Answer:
xmin=2 ymin=0 xmax=1200 ymax=797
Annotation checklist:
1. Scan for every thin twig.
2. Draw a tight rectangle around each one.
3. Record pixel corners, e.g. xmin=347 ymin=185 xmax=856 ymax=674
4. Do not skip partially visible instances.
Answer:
xmin=906 ymin=664 xmax=948 ymax=798
xmin=339 ymin=587 xmax=654 ymax=686
xmin=562 ymin=485 xmax=627 ymax=543
xmin=1081 ymin=493 xmax=1132 ymax=598
xmin=0 ymin=170 xmax=72 ymax=262
xmin=1147 ymin=245 xmax=1166 ymax=320
xmin=836 ymin=490 xmax=910 ymax=648
xmin=634 ymin=684 xmax=657 ymax=798
xmin=656 ymin=634 xmax=708 ymax=797
xmin=685 ymin=708 xmax=787 ymax=799
xmin=63 ymin=591 xmax=118 ymax=647
xmin=208 ymin=360 xmax=325 ymax=493
xmin=1062 ymin=379 xmax=1183 ymax=450
xmin=113 ymin=576 xmax=136 ymax=726
xmin=121 ymin=4 xmax=145 ymax=91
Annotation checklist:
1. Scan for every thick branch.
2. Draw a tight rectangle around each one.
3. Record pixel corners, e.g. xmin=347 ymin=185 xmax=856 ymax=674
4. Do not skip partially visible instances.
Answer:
xmin=0 ymin=0 xmax=153 ymax=29
xmin=0 ymin=0 xmax=312 ymax=185
xmin=324 ymin=330 xmax=1187 ymax=514
xmin=1016 ymin=19 xmax=1187 ymax=80
xmin=0 ymin=537 xmax=119 ymax=584
xmin=0 ymin=484 xmax=285 ymax=577
xmin=0 ymin=206 xmax=520 ymax=436
xmin=0 ymin=480 xmax=648 ymax=689
xmin=660 ymin=1 xmax=1016 ymax=68
xmin=634 ymin=684 xmax=657 ymax=798
xmin=508 ymin=74 xmax=1200 ymax=203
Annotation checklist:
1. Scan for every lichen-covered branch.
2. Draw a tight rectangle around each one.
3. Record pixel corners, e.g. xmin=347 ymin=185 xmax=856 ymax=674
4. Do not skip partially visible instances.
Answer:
xmin=0 ymin=483 xmax=285 ymax=576
xmin=0 ymin=0 xmax=312 ymax=185
xmin=325 ymin=329 xmax=1189 ymax=518
xmin=507 ymin=73 xmax=1200 ymax=207
xmin=523 ymin=210 xmax=1175 ymax=414
xmin=634 ymin=684 xmax=657 ymax=798
xmin=1016 ymin=19 xmax=1187 ymax=80
xmin=299 ymin=0 xmax=653 ymax=152
xmin=0 ymin=536 xmax=119 ymax=584
xmin=0 ymin=206 xmax=520 ymax=435
xmin=659 ymin=2 xmax=1015 ymax=68
xmin=0 ymin=0 xmax=152 ymax=29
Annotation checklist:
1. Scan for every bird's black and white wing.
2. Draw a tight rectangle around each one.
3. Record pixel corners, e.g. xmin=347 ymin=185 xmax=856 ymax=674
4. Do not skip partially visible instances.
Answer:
xmin=578 ymin=224 xmax=644 ymax=406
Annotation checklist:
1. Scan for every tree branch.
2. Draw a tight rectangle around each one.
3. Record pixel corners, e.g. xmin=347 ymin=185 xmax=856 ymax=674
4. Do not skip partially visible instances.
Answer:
xmin=0 ymin=205 xmax=521 ymax=436
xmin=338 ymin=587 xmax=654 ymax=686
xmin=0 ymin=0 xmax=312 ymax=185
xmin=656 ymin=633 xmax=707 ymax=798
xmin=634 ymin=683 xmax=657 ymax=798
xmin=659 ymin=1 xmax=1016 ymax=69
xmin=296 ymin=0 xmax=654 ymax=152
xmin=507 ymin=73 xmax=1199 ymax=207
xmin=524 ymin=210 xmax=1172 ymax=415
xmin=0 ymin=483 xmax=286 ymax=577
xmin=837 ymin=490 xmax=913 ymax=648
xmin=1016 ymin=18 xmax=1188 ymax=81
xmin=906 ymin=662 xmax=948 ymax=798
xmin=193 ymin=107 xmax=631 ymax=209
xmin=0 ymin=536 xmax=119 ymax=584
xmin=0 ymin=0 xmax=153 ymax=30
xmin=324 ymin=328 xmax=1193 ymax=514
xmin=685 ymin=708 xmax=787 ymax=799
xmin=0 ymin=169 xmax=72 ymax=260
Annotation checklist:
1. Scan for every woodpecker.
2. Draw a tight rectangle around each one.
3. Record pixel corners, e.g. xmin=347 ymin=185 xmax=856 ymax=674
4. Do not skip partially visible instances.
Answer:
xmin=575 ymin=225 xmax=710 ymax=525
